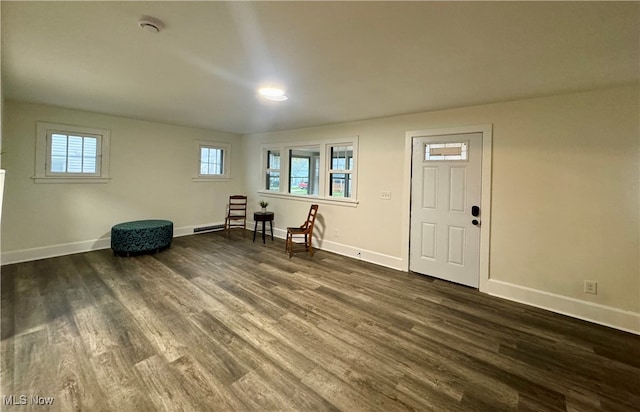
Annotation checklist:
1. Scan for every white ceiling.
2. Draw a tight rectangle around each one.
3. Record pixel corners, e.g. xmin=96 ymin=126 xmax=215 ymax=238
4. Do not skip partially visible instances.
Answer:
xmin=2 ymin=1 xmax=638 ymax=134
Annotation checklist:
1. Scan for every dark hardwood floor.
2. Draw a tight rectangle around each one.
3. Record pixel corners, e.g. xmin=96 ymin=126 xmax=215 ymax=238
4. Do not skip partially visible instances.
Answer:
xmin=1 ymin=231 xmax=639 ymax=411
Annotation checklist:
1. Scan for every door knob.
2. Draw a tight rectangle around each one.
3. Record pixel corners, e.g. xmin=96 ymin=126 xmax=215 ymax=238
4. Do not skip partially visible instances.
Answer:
xmin=472 ymin=219 xmax=480 ymax=226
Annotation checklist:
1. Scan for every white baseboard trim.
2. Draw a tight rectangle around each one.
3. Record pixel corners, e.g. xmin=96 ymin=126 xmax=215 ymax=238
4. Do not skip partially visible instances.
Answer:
xmin=1 ymin=224 xmax=223 ymax=265
xmin=484 ymin=278 xmax=640 ymax=335
xmin=2 ymin=223 xmax=403 ymax=271
xmin=316 ymin=238 xmax=405 ymax=271
xmin=174 ymin=226 xmax=196 ymax=238
xmin=2 ymin=238 xmax=112 ymax=265
xmin=265 ymin=227 xmax=404 ymax=271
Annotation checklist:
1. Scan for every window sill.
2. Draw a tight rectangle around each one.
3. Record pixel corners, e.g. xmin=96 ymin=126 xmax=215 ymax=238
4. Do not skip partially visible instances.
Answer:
xmin=33 ymin=176 xmax=111 ymax=184
xmin=192 ymin=177 xmax=231 ymax=182
xmin=258 ymin=190 xmax=359 ymax=207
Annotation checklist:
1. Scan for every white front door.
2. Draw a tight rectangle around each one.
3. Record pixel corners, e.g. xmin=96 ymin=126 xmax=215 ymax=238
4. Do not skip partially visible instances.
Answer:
xmin=410 ymin=133 xmax=483 ymax=287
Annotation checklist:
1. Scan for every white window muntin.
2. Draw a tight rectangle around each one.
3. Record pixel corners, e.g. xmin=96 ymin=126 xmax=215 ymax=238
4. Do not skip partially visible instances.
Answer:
xmin=328 ymin=144 xmax=354 ymax=198
xmin=194 ymin=140 xmax=231 ymax=181
xmin=260 ymin=136 xmax=358 ymax=203
xmin=264 ymin=149 xmax=281 ymax=191
xmin=34 ymin=122 xmax=111 ymax=183
xmin=200 ymin=146 xmax=224 ymax=176
xmin=46 ymin=130 xmax=102 ymax=177
xmin=424 ymin=141 xmax=469 ymax=161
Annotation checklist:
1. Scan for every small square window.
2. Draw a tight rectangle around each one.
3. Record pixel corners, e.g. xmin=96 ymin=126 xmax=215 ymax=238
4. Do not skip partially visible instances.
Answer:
xmin=193 ymin=141 xmax=231 ymax=181
xmin=200 ymin=146 xmax=224 ymax=176
xmin=34 ymin=122 xmax=111 ymax=183
xmin=49 ymin=133 xmax=99 ymax=175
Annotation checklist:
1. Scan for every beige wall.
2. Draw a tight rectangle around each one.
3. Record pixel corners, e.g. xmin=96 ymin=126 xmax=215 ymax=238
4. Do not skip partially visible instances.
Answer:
xmin=243 ymin=85 xmax=640 ymax=314
xmin=1 ymin=4 xmax=4 ymax=270
xmin=2 ymin=85 xmax=638 ymax=328
xmin=2 ymin=101 xmax=243 ymax=253
xmin=1 ymin=3 xmax=3 ymax=168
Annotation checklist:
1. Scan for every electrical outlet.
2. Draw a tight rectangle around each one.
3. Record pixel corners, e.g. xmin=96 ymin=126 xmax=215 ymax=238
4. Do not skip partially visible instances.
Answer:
xmin=380 ymin=191 xmax=392 ymax=200
xmin=584 ymin=280 xmax=598 ymax=295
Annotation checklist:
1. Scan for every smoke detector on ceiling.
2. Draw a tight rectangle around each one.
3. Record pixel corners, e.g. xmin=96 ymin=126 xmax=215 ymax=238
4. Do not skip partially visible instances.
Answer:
xmin=138 ymin=16 xmax=164 ymax=33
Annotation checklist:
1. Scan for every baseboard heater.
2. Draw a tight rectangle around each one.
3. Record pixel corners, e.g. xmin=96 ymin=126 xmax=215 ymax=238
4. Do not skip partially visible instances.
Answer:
xmin=193 ymin=224 xmax=225 ymax=233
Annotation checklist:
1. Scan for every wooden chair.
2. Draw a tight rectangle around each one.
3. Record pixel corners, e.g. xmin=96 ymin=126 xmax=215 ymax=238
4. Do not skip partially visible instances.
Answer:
xmin=285 ymin=204 xmax=319 ymax=258
xmin=224 ymin=195 xmax=247 ymax=237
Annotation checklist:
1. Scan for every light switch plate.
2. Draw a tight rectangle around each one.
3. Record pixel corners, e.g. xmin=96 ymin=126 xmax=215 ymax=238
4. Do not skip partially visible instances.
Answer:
xmin=584 ymin=280 xmax=598 ymax=295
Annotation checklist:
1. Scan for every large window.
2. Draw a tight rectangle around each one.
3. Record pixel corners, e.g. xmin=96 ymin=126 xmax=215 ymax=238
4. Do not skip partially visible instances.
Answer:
xmin=34 ymin=122 xmax=111 ymax=183
xmin=261 ymin=137 xmax=358 ymax=203
xmin=289 ymin=147 xmax=320 ymax=196
xmin=194 ymin=141 xmax=231 ymax=181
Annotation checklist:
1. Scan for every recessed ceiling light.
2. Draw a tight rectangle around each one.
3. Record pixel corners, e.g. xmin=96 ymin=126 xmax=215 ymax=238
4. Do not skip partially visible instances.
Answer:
xmin=138 ymin=16 xmax=164 ymax=33
xmin=265 ymin=95 xmax=289 ymax=102
xmin=258 ymin=87 xmax=289 ymax=102
xmin=258 ymin=87 xmax=285 ymax=97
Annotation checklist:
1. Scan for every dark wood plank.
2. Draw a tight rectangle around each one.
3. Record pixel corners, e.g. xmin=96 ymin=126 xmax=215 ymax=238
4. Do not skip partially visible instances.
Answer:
xmin=1 ymin=231 xmax=639 ymax=411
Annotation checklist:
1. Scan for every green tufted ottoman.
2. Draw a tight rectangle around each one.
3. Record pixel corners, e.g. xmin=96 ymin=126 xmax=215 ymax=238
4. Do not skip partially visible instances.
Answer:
xmin=111 ymin=220 xmax=173 ymax=256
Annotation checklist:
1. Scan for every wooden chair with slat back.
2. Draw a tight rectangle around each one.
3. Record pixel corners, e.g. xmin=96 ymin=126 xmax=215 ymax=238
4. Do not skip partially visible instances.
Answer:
xmin=285 ymin=204 xmax=319 ymax=258
xmin=224 ymin=195 xmax=247 ymax=237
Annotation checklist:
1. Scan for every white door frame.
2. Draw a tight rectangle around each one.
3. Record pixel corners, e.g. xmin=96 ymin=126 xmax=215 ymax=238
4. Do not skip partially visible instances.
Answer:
xmin=402 ymin=124 xmax=493 ymax=291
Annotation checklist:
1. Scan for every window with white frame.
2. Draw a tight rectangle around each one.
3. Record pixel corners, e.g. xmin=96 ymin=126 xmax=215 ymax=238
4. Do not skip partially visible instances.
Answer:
xmin=49 ymin=133 xmax=100 ymax=175
xmin=289 ymin=147 xmax=320 ymax=196
xmin=328 ymin=145 xmax=353 ymax=198
xmin=194 ymin=141 xmax=231 ymax=181
xmin=265 ymin=150 xmax=281 ymax=191
xmin=261 ymin=136 xmax=358 ymax=203
xmin=34 ymin=122 xmax=111 ymax=183
xmin=200 ymin=146 xmax=224 ymax=175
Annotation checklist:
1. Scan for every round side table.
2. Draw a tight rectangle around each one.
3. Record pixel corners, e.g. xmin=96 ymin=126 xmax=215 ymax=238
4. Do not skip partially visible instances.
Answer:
xmin=253 ymin=211 xmax=274 ymax=243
